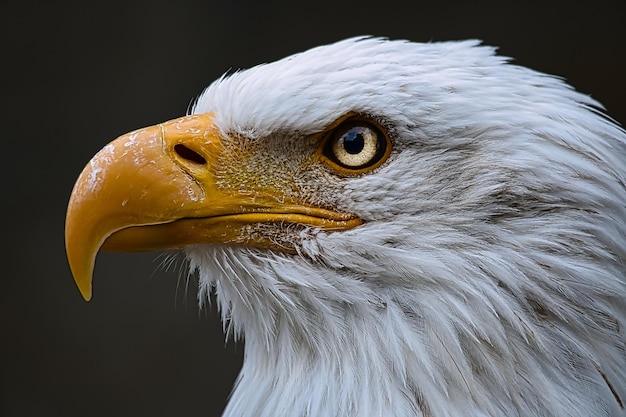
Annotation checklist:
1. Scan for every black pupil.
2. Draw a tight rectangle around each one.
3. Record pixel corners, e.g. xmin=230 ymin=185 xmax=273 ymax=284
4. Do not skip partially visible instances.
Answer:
xmin=343 ymin=128 xmax=365 ymax=154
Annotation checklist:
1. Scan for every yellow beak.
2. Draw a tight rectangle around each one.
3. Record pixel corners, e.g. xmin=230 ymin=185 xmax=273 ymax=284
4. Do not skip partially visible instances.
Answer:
xmin=65 ymin=114 xmax=361 ymax=301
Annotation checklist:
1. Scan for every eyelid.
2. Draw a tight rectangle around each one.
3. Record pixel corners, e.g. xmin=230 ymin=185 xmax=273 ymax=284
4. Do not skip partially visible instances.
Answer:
xmin=318 ymin=117 xmax=392 ymax=176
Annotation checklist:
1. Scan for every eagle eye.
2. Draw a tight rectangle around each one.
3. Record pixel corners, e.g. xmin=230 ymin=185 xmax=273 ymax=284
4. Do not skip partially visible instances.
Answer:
xmin=321 ymin=119 xmax=391 ymax=174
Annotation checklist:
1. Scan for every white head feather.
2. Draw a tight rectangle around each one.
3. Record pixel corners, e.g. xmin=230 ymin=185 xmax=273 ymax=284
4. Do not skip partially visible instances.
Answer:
xmin=189 ymin=37 xmax=626 ymax=417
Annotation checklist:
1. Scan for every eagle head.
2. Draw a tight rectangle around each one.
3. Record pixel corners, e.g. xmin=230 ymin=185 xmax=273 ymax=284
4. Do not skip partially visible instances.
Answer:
xmin=66 ymin=37 xmax=626 ymax=417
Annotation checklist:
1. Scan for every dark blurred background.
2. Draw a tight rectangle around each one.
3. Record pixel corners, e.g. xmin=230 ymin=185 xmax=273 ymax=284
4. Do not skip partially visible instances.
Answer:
xmin=1 ymin=0 xmax=624 ymax=416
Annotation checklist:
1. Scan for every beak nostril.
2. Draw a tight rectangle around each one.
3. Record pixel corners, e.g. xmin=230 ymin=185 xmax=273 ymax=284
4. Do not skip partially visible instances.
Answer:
xmin=174 ymin=144 xmax=207 ymax=165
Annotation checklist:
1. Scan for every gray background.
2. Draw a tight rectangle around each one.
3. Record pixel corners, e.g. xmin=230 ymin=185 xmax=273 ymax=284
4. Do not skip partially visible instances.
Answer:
xmin=2 ymin=0 xmax=625 ymax=416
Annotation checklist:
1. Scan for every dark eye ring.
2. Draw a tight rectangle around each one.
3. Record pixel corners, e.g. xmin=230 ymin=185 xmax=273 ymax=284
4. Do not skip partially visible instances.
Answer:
xmin=321 ymin=119 xmax=391 ymax=173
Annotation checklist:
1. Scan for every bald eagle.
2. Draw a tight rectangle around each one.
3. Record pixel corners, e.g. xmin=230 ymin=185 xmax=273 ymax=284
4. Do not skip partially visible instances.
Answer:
xmin=66 ymin=37 xmax=626 ymax=417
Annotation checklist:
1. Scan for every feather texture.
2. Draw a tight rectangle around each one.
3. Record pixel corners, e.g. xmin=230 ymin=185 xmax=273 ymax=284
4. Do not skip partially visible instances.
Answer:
xmin=188 ymin=37 xmax=626 ymax=417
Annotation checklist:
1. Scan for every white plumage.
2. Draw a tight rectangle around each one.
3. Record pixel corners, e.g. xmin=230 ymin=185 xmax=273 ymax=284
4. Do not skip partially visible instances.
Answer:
xmin=68 ymin=37 xmax=626 ymax=417
xmin=190 ymin=37 xmax=626 ymax=417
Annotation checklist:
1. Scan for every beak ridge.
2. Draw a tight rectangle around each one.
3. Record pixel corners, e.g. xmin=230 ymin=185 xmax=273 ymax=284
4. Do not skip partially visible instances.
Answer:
xmin=65 ymin=114 xmax=214 ymax=301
